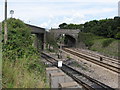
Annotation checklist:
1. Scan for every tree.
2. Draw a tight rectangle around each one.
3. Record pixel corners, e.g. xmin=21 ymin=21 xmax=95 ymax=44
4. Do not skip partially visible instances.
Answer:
xmin=46 ymin=32 xmax=58 ymax=51
xmin=58 ymin=17 xmax=120 ymax=39
xmin=59 ymin=23 xmax=67 ymax=29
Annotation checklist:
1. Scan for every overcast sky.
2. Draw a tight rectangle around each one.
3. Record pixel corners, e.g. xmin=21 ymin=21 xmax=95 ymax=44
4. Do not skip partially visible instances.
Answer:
xmin=0 ymin=0 xmax=119 ymax=29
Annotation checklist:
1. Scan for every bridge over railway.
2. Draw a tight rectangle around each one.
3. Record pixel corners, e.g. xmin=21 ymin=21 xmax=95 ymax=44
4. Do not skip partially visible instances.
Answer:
xmin=26 ymin=24 xmax=46 ymax=51
xmin=26 ymin=24 xmax=81 ymax=50
xmin=50 ymin=29 xmax=80 ymax=47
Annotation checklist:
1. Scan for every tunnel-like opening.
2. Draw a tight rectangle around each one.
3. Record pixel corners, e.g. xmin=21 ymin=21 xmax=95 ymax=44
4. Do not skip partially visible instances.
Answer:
xmin=33 ymin=33 xmax=44 ymax=51
xmin=64 ymin=34 xmax=76 ymax=47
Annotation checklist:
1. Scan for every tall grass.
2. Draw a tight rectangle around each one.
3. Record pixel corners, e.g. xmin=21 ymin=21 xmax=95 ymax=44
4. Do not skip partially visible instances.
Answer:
xmin=78 ymin=32 xmax=119 ymax=57
xmin=78 ymin=32 xmax=103 ymax=48
xmin=102 ymin=38 xmax=114 ymax=47
xmin=2 ymin=55 xmax=48 ymax=88
xmin=91 ymin=39 xmax=119 ymax=57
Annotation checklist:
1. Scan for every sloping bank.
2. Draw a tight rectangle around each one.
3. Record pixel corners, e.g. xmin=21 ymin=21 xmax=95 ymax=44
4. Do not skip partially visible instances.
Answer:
xmin=78 ymin=32 xmax=119 ymax=58
xmin=2 ymin=18 xmax=48 ymax=88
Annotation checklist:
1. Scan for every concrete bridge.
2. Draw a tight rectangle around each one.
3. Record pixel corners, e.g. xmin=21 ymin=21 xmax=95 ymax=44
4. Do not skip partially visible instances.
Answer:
xmin=49 ymin=29 xmax=80 ymax=47
xmin=26 ymin=24 xmax=81 ymax=50
xmin=26 ymin=24 xmax=46 ymax=51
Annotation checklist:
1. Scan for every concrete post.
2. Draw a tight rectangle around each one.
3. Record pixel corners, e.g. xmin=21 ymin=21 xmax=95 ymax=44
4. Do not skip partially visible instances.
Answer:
xmin=46 ymin=67 xmax=59 ymax=79
xmin=46 ymin=67 xmax=60 ymax=86
xmin=34 ymin=34 xmax=38 ymax=49
xmin=43 ymin=31 xmax=46 ymax=50
xmin=59 ymin=82 xmax=81 ymax=88
xmin=50 ymin=72 xmax=65 ymax=88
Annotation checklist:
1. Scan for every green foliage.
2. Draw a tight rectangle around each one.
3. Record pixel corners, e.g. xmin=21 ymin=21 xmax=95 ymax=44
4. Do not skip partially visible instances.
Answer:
xmin=59 ymin=17 xmax=120 ymax=39
xmin=115 ymin=32 xmax=120 ymax=39
xmin=115 ymin=27 xmax=120 ymax=39
xmin=2 ymin=18 xmax=37 ymax=60
xmin=2 ymin=18 xmax=48 ymax=88
xmin=59 ymin=23 xmax=84 ymax=30
xmin=83 ymin=17 xmax=120 ymax=39
xmin=102 ymin=38 xmax=114 ymax=47
xmin=2 ymin=56 xmax=47 ymax=88
xmin=90 ymin=39 xmax=119 ymax=57
xmin=46 ymin=32 xmax=58 ymax=51
xmin=59 ymin=23 xmax=67 ymax=29
xmin=85 ymin=41 xmax=94 ymax=48
xmin=78 ymin=32 xmax=102 ymax=48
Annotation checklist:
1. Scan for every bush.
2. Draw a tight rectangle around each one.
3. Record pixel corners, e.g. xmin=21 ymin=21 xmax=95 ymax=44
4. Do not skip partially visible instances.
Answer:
xmin=115 ymin=32 xmax=120 ymax=39
xmin=2 ymin=18 xmax=37 ymax=60
xmin=84 ymin=41 xmax=94 ymax=48
xmin=78 ymin=32 xmax=98 ymax=48
xmin=102 ymin=38 xmax=114 ymax=47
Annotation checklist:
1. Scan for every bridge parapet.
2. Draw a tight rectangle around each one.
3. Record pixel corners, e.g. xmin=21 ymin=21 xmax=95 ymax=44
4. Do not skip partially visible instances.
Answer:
xmin=50 ymin=29 xmax=80 ymax=39
xmin=50 ymin=29 xmax=80 ymax=34
xmin=26 ymin=24 xmax=45 ymax=34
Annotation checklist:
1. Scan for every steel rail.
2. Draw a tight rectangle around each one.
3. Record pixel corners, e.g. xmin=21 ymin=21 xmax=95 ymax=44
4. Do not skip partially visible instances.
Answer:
xmin=41 ymin=52 xmax=115 ymax=90
xmin=73 ymin=48 xmax=119 ymax=64
xmin=63 ymin=48 xmax=120 ymax=73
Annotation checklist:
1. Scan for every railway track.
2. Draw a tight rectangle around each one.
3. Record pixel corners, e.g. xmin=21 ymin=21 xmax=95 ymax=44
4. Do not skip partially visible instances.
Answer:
xmin=41 ymin=52 xmax=115 ymax=90
xmin=63 ymin=48 xmax=120 ymax=73
xmin=73 ymin=48 xmax=119 ymax=65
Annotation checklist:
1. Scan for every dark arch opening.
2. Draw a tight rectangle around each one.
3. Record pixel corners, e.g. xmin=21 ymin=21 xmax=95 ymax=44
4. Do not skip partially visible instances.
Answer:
xmin=64 ymin=34 xmax=76 ymax=47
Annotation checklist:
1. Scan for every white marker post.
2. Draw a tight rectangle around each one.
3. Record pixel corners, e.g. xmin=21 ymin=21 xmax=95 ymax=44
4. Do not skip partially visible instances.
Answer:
xmin=58 ymin=61 xmax=63 ymax=68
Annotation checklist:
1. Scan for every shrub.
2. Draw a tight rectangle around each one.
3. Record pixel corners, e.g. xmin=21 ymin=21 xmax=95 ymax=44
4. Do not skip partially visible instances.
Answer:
xmin=84 ymin=41 xmax=94 ymax=48
xmin=2 ymin=18 xmax=37 ymax=60
xmin=115 ymin=32 xmax=120 ymax=39
xmin=78 ymin=32 xmax=95 ymax=48
xmin=102 ymin=38 xmax=114 ymax=47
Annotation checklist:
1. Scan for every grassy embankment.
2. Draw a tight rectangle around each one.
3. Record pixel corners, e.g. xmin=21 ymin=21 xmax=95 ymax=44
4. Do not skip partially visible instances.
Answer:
xmin=78 ymin=32 xmax=119 ymax=57
xmin=2 ymin=18 xmax=48 ymax=88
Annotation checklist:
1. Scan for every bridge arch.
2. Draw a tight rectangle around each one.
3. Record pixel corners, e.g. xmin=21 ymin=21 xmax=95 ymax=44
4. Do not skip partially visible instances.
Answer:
xmin=64 ymin=34 xmax=76 ymax=47
xmin=49 ymin=29 xmax=80 ymax=47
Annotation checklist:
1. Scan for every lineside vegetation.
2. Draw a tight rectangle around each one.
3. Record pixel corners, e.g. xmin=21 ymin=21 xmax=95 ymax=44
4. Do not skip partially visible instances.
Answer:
xmin=2 ymin=18 xmax=48 ymax=88
xmin=59 ymin=17 xmax=120 ymax=57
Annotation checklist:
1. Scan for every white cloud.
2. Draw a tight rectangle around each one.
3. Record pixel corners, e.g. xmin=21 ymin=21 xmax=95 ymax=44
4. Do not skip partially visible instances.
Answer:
xmin=73 ymin=12 xmax=85 ymax=18
xmin=0 ymin=0 xmax=118 ymax=28
xmin=7 ymin=3 xmax=116 ymax=20
xmin=9 ymin=6 xmax=116 ymax=28
xmin=81 ymin=8 xmax=116 ymax=15
xmin=39 ymin=12 xmax=86 ymax=28
xmin=40 ymin=22 xmax=48 ymax=28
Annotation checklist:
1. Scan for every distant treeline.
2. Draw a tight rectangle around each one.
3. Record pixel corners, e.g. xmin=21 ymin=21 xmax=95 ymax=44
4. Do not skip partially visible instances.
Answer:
xmin=59 ymin=17 xmax=120 ymax=39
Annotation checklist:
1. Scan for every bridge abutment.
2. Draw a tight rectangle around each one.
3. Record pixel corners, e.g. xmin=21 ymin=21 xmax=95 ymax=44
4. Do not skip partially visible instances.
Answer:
xmin=26 ymin=24 xmax=46 ymax=51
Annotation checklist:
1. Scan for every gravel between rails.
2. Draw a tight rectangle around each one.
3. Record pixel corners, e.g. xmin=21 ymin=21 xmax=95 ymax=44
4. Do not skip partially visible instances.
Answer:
xmin=42 ymin=51 xmax=119 ymax=88
xmin=62 ymin=50 xmax=119 ymax=88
